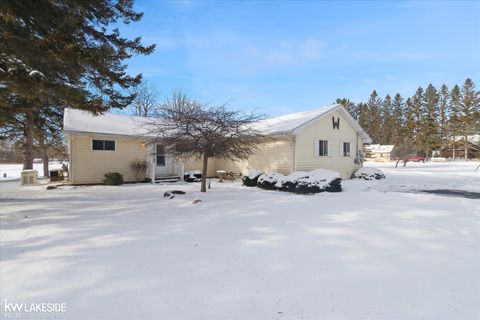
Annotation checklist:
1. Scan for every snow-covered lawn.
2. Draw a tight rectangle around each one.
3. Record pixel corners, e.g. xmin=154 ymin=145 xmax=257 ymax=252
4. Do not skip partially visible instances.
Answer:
xmin=0 ymin=163 xmax=64 ymax=181
xmin=1 ymin=162 xmax=479 ymax=319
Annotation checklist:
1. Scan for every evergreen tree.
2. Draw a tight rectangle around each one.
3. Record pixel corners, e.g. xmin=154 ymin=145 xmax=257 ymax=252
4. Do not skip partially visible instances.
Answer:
xmin=0 ymin=0 xmax=155 ymax=168
xmin=357 ymin=102 xmax=370 ymax=136
xmin=366 ymin=90 xmax=383 ymax=143
xmin=459 ymin=78 xmax=480 ymax=159
xmin=411 ymin=87 xmax=425 ymax=155
xmin=449 ymin=85 xmax=462 ymax=158
xmin=335 ymin=98 xmax=358 ymax=119
xmin=422 ymin=84 xmax=440 ymax=158
xmin=392 ymin=93 xmax=405 ymax=146
xmin=381 ymin=94 xmax=394 ymax=144
xmin=438 ymin=84 xmax=450 ymax=148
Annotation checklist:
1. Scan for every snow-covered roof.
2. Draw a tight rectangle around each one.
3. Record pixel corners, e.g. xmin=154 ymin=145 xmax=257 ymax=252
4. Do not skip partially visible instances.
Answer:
xmin=365 ymin=144 xmax=395 ymax=153
xmin=255 ymin=104 xmax=371 ymax=142
xmin=63 ymin=108 xmax=150 ymax=136
xmin=255 ymin=104 xmax=339 ymax=134
xmin=63 ymin=104 xmax=372 ymax=142
xmin=453 ymin=134 xmax=480 ymax=143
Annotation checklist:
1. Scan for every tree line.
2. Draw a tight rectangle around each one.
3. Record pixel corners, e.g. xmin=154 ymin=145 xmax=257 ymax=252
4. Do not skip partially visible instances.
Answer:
xmin=337 ymin=78 xmax=480 ymax=159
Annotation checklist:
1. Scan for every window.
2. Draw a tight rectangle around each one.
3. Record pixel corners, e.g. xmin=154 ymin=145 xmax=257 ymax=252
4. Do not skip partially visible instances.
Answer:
xmin=156 ymin=145 xmax=165 ymax=166
xmin=318 ymin=140 xmax=328 ymax=156
xmin=343 ymin=142 xmax=351 ymax=157
xmin=92 ymin=139 xmax=115 ymax=151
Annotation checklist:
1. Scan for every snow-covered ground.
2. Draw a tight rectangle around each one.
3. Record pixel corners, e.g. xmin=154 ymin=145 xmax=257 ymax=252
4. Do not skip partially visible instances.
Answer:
xmin=0 ymin=163 xmax=64 ymax=181
xmin=1 ymin=162 xmax=479 ymax=319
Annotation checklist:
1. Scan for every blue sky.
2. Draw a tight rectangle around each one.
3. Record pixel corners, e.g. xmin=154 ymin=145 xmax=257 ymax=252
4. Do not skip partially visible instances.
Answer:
xmin=124 ymin=0 xmax=480 ymax=116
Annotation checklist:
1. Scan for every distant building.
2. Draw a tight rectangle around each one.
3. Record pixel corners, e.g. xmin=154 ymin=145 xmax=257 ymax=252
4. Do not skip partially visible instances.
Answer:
xmin=440 ymin=135 xmax=480 ymax=159
xmin=364 ymin=144 xmax=395 ymax=162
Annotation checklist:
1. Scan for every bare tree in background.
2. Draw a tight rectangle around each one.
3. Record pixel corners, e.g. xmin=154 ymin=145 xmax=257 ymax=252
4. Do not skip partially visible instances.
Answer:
xmin=145 ymin=92 xmax=266 ymax=192
xmin=129 ymin=81 xmax=161 ymax=117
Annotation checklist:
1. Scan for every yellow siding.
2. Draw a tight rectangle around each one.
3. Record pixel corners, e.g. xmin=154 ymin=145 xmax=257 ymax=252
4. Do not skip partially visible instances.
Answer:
xmin=70 ymin=134 xmax=146 ymax=184
xmin=183 ymin=158 xmax=217 ymax=177
xmin=215 ymin=138 xmax=294 ymax=175
xmin=294 ymin=110 xmax=364 ymax=179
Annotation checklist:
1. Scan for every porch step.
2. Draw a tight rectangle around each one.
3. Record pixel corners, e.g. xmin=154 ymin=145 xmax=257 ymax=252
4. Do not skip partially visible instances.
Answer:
xmin=154 ymin=175 xmax=181 ymax=183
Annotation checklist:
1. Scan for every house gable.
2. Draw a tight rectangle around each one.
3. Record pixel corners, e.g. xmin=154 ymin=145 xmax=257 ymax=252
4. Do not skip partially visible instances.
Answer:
xmin=293 ymin=109 xmax=364 ymax=178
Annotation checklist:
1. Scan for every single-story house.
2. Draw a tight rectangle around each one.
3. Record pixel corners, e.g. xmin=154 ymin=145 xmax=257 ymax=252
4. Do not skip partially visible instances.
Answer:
xmin=440 ymin=138 xmax=480 ymax=159
xmin=63 ymin=104 xmax=372 ymax=184
xmin=364 ymin=144 xmax=395 ymax=162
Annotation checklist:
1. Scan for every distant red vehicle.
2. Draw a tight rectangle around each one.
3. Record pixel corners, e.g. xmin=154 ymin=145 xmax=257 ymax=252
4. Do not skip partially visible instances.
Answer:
xmin=407 ymin=155 xmax=426 ymax=162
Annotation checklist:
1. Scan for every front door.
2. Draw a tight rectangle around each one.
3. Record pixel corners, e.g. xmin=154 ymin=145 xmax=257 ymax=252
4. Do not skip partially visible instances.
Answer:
xmin=155 ymin=145 xmax=173 ymax=176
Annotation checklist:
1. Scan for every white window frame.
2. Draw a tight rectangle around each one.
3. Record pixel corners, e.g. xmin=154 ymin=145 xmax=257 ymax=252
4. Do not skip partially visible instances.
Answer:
xmin=343 ymin=142 xmax=351 ymax=157
xmin=318 ymin=140 xmax=328 ymax=156
xmin=91 ymin=139 xmax=116 ymax=152
xmin=156 ymin=144 xmax=166 ymax=167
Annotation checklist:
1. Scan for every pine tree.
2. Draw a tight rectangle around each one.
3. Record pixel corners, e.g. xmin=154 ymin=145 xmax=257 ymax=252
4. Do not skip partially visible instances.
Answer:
xmin=411 ymin=87 xmax=425 ymax=155
xmin=395 ymin=97 xmax=415 ymax=166
xmin=357 ymin=102 xmax=370 ymax=137
xmin=335 ymin=98 xmax=358 ymax=119
xmin=422 ymin=84 xmax=440 ymax=158
xmin=438 ymin=84 xmax=450 ymax=148
xmin=381 ymin=94 xmax=394 ymax=144
xmin=0 ymin=0 xmax=155 ymax=168
xmin=449 ymin=85 xmax=462 ymax=158
xmin=366 ymin=90 xmax=383 ymax=143
xmin=459 ymin=78 xmax=480 ymax=159
xmin=392 ymin=93 xmax=405 ymax=146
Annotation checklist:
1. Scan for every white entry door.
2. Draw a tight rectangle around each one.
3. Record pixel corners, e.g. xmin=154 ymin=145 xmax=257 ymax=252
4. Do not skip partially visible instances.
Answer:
xmin=155 ymin=145 xmax=173 ymax=176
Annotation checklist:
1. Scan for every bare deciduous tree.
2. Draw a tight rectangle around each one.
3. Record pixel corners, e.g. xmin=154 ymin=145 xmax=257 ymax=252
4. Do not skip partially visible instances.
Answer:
xmin=145 ymin=92 xmax=266 ymax=192
xmin=129 ymin=81 xmax=161 ymax=117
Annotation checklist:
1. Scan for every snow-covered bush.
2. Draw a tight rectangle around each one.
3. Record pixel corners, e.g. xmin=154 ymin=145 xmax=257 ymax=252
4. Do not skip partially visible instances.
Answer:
xmin=104 ymin=172 xmax=124 ymax=186
xmin=275 ymin=169 xmax=342 ymax=194
xmin=257 ymin=172 xmax=285 ymax=190
xmin=352 ymin=167 xmax=386 ymax=180
xmin=184 ymin=170 xmax=202 ymax=182
xmin=242 ymin=169 xmax=264 ymax=187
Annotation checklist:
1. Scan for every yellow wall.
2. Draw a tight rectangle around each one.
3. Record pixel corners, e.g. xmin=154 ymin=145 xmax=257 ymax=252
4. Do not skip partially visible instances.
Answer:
xmin=183 ymin=157 xmax=217 ymax=177
xmin=69 ymin=134 xmax=146 ymax=184
xmin=215 ymin=137 xmax=294 ymax=175
xmin=294 ymin=110 xmax=363 ymax=178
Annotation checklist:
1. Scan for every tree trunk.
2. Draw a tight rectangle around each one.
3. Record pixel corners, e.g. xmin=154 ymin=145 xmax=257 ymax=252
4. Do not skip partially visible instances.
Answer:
xmin=464 ymin=133 xmax=468 ymax=160
xmin=452 ymin=132 xmax=456 ymax=159
xmin=23 ymin=111 xmax=35 ymax=170
xmin=200 ymin=152 xmax=208 ymax=192
xmin=38 ymin=130 xmax=49 ymax=177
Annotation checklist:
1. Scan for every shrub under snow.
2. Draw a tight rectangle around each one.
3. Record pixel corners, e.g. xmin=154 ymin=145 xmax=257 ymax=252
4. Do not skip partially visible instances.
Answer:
xmin=257 ymin=172 xmax=285 ymax=190
xmin=242 ymin=169 xmax=264 ymax=187
xmin=275 ymin=169 xmax=342 ymax=194
xmin=184 ymin=170 xmax=202 ymax=182
xmin=352 ymin=167 xmax=386 ymax=180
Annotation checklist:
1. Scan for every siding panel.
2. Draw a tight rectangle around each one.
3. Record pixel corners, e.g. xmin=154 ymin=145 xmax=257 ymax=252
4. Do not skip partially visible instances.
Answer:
xmin=295 ymin=110 xmax=364 ymax=178
xmin=216 ymin=138 xmax=294 ymax=175
xmin=71 ymin=135 xmax=146 ymax=184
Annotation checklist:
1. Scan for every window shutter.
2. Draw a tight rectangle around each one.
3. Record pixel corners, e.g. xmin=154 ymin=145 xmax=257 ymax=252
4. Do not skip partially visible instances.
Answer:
xmin=339 ymin=141 xmax=343 ymax=157
xmin=314 ymin=139 xmax=319 ymax=156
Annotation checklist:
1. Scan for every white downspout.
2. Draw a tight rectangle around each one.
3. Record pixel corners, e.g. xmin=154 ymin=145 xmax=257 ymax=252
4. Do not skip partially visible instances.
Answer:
xmin=292 ymin=138 xmax=296 ymax=173
xmin=149 ymin=142 xmax=155 ymax=183
xmin=69 ymin=134 xmax=74 ymax=184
